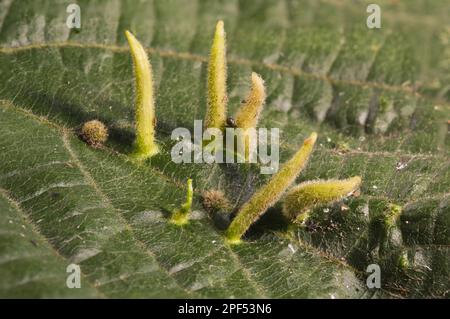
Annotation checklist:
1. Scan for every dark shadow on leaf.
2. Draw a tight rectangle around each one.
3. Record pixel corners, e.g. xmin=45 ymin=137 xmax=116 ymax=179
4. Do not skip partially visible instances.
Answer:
xmin=243 ymin=206 xmax=290 ymax=241
xmin=159 ymin=207 xmax=173 ymax=219
xmin=25 ymin=91 xmax=182 ymax=154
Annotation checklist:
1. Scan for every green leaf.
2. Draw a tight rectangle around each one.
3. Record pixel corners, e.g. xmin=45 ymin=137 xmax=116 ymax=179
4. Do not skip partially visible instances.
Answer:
xmin=0 ymin=0 xmax=448 ymax=298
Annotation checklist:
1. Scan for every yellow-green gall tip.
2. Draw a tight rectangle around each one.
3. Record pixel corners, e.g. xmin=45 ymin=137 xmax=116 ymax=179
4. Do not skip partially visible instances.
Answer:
xmin=235 ymin=72 xmax=266 ymax=130
xmin=246 ymin=72 xmax=266 ymax=105
xmin=304 ymin=132 xmax=318 ymax=146
xmin=250 ymin=72 xmax=265 ymax=94
xmin=216 ymin=20 xmax=224 ymax=35
xmin=79 ymin=120 xmax=108 ymax=147
xmin=125 ymin=30 xmax=133 ymax=41
xmin=282 ymin=176 xmax=362 ymax=221
xmin=124 ymin=30 xmax=145 ymax=59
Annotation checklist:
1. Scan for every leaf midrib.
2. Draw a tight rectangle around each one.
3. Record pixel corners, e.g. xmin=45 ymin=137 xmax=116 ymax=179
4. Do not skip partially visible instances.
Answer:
xmin=1 ymin=41 xmax=449 ymax=109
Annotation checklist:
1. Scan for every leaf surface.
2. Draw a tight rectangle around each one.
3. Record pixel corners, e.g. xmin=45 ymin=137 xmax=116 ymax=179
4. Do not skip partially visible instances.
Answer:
xmin=0 ymin=0 xmax=448 ymax=298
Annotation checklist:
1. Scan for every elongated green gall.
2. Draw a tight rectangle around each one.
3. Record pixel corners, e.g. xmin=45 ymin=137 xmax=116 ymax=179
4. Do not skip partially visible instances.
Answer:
xmin=170 ymin=178 xmax=194 ymax=226
xmin=205 ymin=20 xmax=227 ymax=129
xmin=282 ymin=176 xmax=362 ymax=222
xmin=235 ymin=72 xmax=266 ymax=159
xmin=235 ymin=72 xmax=266 ymax=129
xmin=125 ymin=30 xmax=159 ymax=160
xmin=225 ymin=133 xmax=318 ymax=244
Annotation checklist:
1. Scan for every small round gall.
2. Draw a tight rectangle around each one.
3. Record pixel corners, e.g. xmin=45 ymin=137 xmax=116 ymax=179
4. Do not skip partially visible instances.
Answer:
xmin=79 ymin=120 xmax=108 ymax=147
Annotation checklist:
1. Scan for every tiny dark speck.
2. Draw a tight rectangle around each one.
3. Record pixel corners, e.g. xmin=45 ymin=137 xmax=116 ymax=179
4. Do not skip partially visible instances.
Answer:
xmin=410 ymin=117 xmax=417 ymax=130
xmin=50 ymin=192 xmax=61 ymax=199
xmin=226 ymin=117 xmax=237 ymax=128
